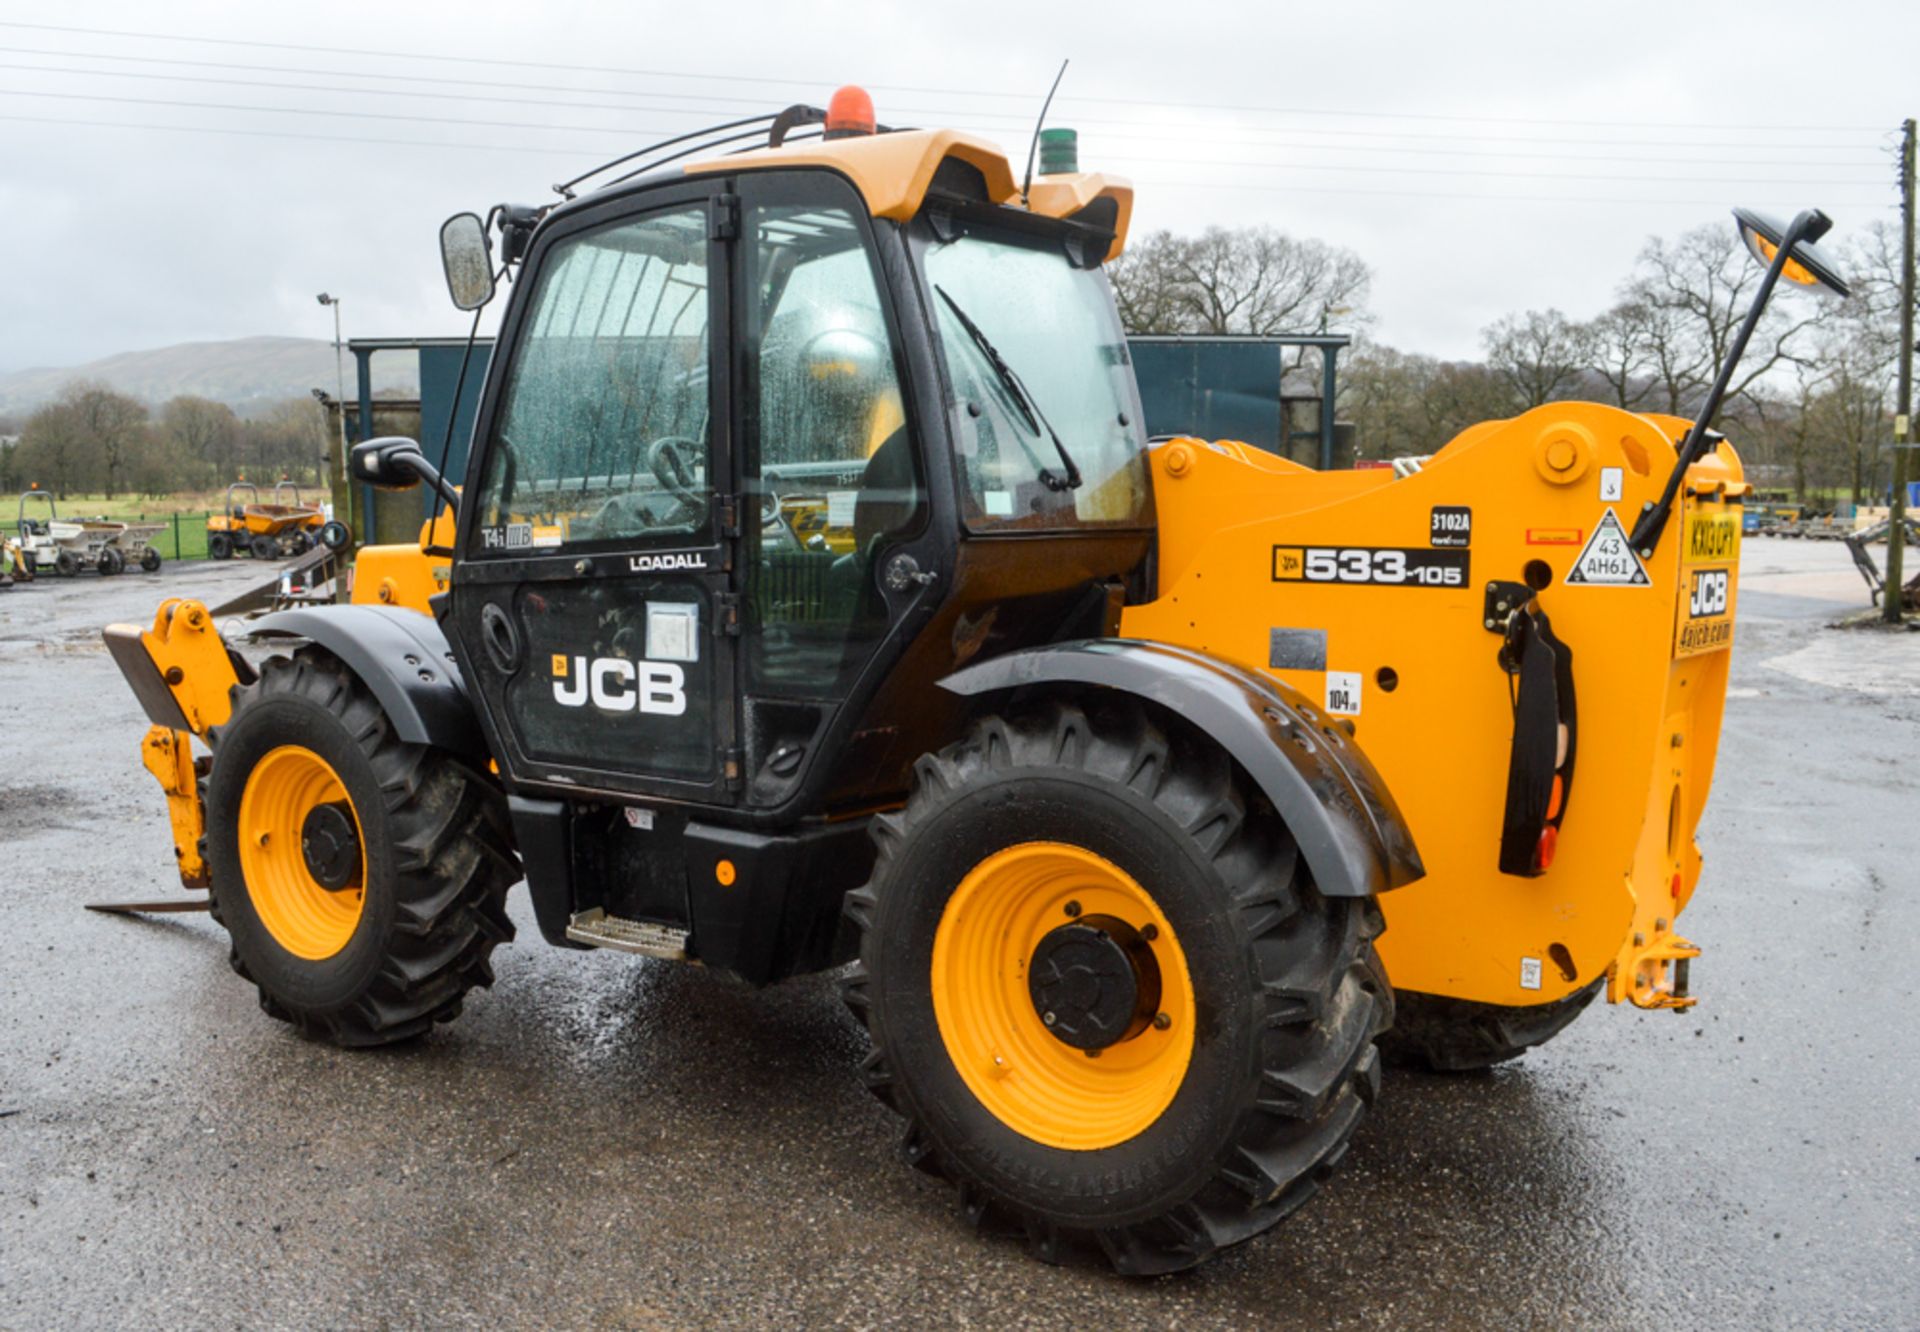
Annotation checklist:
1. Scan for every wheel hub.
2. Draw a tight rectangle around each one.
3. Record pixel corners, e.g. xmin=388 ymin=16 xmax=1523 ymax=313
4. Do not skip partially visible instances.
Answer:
xmin=1028 ymin=915 xmax=1161 ymax=1050
xmin=300 ymin=801 xmax=361 ymax=891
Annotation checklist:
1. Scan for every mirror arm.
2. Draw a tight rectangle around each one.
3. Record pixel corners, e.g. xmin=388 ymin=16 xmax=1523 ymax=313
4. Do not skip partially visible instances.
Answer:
xmin=1627 ymin=208 xmax=1825 ymax=559
xmin=396 ymin=448 xmax=462 ymax=519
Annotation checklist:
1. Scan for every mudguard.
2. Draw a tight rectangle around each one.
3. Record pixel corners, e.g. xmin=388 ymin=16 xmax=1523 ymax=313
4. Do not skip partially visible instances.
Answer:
xmin=940 ymin=639 xmax=1424 ymax=898
xmin=247 ymin=606 xmax=487 ymax=760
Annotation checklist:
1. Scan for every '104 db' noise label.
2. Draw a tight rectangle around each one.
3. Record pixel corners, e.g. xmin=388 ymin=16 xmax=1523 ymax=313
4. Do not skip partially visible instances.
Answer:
xmin=1272 ymin=545 xmax=1470 ymax=587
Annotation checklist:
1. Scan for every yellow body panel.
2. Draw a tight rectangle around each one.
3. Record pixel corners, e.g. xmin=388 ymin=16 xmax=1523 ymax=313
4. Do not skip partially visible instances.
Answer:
xmin=1122 ymin=404 xmax=1741 ymax=1009
xmin=349 ymin=506 xmax=454 ymax=614
xmin=685 ymin=129 xmax=1133 ymax=256
xmin=141 ymin=725 xmax=208 ymax=888
xmin=140 ymin=597 xmax=241 ymax=736
xmin=688 ymin=129 xmax=1019 ymax=219
xmin=112 ymin=599 xmax=243 ymax=888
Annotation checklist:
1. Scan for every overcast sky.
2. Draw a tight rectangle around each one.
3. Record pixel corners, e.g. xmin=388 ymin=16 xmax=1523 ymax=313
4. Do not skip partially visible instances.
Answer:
xmin=0 ymin=0 xmax=1911 ymax=374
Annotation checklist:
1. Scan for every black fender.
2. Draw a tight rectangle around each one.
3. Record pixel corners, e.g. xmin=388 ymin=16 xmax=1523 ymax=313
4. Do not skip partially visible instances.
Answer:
xmin=939 ymin=639 xmax=1424 ymax=898
xmin=247 ymin=606 xmax=487 ymax=761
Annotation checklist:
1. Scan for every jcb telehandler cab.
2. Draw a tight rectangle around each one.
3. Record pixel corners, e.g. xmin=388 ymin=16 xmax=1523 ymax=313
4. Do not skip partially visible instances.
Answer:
xmin=104 ymin=89 xmax=1849 ymax=1274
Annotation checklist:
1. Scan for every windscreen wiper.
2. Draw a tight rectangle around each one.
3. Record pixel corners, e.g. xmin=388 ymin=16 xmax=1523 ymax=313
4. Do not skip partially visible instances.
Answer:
xmin=934 ymin=285 xmax=1083 ymax=492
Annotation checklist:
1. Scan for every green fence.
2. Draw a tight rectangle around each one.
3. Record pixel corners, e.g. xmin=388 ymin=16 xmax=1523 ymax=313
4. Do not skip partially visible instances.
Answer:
xmin=116 ymin=512 xmax=217 ymax=562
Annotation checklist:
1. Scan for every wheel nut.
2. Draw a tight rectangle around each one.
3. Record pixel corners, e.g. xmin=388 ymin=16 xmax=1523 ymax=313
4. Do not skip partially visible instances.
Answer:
xmin=1063 ymin=900 xmax=1082 ymax=918
xmin=1042 ymin=1011 xmax=1056 ymax=1026
xmin=1140 ymin=923 xmax=1159 ymax=941
xmin=1153 ymin=1012 xmax=1172 ymax=1031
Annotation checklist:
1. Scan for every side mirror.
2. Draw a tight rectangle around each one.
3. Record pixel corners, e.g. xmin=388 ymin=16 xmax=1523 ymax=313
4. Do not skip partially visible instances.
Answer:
xmin=348 ymin=437 xmax=462 ymax=521
xmin=318 ymin=519 xmax=352 ymax=552
xmin=1733 ymin=207 xmax=1851 ymax=297
xmin=440 ymin=212 xmax=496 ymax=311
xmin=351 ymin=437 xmax=426 ymax=491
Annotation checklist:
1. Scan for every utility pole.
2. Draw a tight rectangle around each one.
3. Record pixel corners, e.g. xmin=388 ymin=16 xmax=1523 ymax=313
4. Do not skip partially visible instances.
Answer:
xmin=317 ymin=292 xmax=347 ymax=516
xmin=1885 ymin=121 xmax=1916 ymax=623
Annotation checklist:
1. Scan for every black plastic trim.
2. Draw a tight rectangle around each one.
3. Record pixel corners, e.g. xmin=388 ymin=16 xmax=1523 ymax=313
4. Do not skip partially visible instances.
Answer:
xmin=506 ymin=794 xmax=584 ymax=947
xmin=246 ymin=606 xmax=487 ymax=760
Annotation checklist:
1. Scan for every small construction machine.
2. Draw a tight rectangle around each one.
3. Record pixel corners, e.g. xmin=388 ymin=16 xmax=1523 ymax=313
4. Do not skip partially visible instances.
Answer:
xmin=104 ymin=89 xmax=1848 ymax=1273
xmin=17 ymin=488 xmax=160 ymax=576
xmin=206 ymin=480 xmax=324 ymax=561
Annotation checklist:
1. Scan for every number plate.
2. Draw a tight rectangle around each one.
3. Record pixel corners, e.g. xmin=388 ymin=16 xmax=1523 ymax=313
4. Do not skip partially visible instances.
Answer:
xmin=1272 ymin=545 xmax=1470 ymax=588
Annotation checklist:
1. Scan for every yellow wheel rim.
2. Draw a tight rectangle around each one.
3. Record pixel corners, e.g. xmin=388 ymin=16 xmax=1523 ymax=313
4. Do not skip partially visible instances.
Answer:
xmin=236 ymin=745 xmax=366 ymax=960
xmin=931 ymin=841 xmax=1196 ymax=1151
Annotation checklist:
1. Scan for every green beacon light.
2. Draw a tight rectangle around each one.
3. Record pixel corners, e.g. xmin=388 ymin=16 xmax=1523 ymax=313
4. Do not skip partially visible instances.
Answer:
xmin=1037 ymin=127 xmax=1078 ymax=176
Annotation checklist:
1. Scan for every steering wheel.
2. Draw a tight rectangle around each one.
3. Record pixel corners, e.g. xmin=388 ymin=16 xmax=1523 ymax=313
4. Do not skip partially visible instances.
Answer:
xmin=648 ymin=436 xmax=704 ymax=515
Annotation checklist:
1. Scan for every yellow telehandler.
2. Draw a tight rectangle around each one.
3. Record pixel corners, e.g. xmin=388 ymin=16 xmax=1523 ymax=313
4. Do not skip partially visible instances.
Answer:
xmin=102 ymin=87 xmax=1848 ymax=1273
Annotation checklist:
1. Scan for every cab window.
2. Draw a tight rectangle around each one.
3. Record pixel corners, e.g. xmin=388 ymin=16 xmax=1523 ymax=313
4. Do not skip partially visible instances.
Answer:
xmin=743 ymin=197 xmax=923 ymax=693
xmin=473 ymin=205 xmax=712 ymax=552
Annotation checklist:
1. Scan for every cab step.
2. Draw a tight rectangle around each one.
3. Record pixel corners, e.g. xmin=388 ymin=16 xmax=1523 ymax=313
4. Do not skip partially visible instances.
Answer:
xmin=564 ymin=908 xmax=690 ymax=960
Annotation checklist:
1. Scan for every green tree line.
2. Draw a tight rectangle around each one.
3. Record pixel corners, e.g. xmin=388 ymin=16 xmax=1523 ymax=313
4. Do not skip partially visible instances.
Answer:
xmin=0 ymin=385 xmax=327 ymax=498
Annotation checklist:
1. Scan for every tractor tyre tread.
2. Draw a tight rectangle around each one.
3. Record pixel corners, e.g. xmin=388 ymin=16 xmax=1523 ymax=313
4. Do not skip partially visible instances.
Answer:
xmin=1377 ymin=978 xmax=1604 ymax=1073
xmin=842 ymin=696 xmax=1389 ymax=1275
xmin=206 ymin=647 xmax=516 ymax=1048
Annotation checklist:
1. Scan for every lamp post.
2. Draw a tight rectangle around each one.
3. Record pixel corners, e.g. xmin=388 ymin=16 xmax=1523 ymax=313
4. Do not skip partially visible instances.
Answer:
xmin=316 ymin=293 xmax=346 ymax=508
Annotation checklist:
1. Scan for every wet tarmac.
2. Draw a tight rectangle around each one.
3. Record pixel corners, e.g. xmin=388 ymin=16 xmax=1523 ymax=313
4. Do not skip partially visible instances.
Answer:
xmin=1 ymin=544 xmax=1915 ymax=1329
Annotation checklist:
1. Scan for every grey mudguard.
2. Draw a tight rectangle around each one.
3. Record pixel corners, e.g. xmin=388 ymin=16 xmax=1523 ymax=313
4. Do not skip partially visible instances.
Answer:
xmin=247 ymin=606 xmax=487 ymax=760
xmin=939 ymin=639 xmax=1424 ymax=898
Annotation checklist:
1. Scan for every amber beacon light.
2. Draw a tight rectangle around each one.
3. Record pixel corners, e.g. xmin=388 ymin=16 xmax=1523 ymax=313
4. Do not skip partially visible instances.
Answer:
xmin=824 ymin=85 xmax=876 ymax=138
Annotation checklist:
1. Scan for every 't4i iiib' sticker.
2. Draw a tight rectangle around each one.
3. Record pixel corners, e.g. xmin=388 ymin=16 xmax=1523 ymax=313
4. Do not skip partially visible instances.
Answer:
xmin=1565 ymin=508 xmax=1649 ymax=586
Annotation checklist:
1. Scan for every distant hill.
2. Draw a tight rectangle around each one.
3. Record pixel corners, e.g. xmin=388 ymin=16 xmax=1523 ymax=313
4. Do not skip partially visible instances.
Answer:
xmin=0 ymin=336 xmax=419 ymax=418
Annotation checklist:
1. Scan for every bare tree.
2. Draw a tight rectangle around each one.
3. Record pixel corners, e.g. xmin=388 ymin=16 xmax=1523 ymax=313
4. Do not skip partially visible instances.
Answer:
xmin=1344 ymin=343 xmax=1512 ymax=460
xmin=1109 ymin=225 xmax=1371 ymax=336
xmin=24 ymin=380 xmax=152 ymax=497
xmin=1108 ymin=230 xmax=1189 ymax=336
xmin=1482 ymin=308 xmax=1593 ymax=409
xmin=241 ymin=398 xmax=329 ymax=486
xmin=16 ymin=385 xmax=104 ymax=493
xmin=161 ymin=395 xmax=242 ymax=481
xmin=1587 ymin=301 xmax=1661 ymax=410
xmin=1620 ymin=223 xmax=1829 ymax=422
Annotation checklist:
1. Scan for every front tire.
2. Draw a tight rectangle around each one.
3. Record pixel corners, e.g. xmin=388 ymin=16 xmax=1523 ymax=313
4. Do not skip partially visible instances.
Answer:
xmin=205 ymin=648 xmax=517 ymax=1046
xmin=844 ymin=698 xmax=1388 ymax=1275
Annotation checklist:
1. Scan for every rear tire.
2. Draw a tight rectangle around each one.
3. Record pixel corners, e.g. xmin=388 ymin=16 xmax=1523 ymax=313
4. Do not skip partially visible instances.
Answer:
xmin=844 ymin=697 xmax=1388 ymax=1275
xmin=98 ymin=546 xmax=125 ymax=576
xmin=205 ymin=647 xmax=517 ymax=1046
xmin=208 ymin=532 xmax=232 ymax=561
xmin=1377 ymin=979 xmax=1603 ymax=1073
xmin=55 ymin=550 xmax=78 ymax=577
xmin=140 ymin=546 xmax=162 ymax=573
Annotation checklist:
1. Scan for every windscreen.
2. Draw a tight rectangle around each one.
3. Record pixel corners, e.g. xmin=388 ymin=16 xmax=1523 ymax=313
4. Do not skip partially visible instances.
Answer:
xmin=920 ymin=222 xmax=1149 ymax=531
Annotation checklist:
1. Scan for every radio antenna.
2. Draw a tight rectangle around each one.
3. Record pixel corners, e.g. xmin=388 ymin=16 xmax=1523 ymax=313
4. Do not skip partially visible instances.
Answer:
xmin=1020 ymin=59 xmax=1070 ymax=208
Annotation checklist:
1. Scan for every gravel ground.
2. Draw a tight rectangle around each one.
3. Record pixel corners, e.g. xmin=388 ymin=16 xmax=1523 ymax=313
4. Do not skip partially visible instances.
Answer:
xmin=0 ymin=541 xmax=1914 ymax=1329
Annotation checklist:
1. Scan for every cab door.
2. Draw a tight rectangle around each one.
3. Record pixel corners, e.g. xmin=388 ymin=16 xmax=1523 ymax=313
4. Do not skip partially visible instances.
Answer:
xmin=451 ymin=181 xmax=739 ymax=802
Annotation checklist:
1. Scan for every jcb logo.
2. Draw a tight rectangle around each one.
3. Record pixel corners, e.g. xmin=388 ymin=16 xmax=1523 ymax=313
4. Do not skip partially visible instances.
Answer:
xmin=551 ymin=655 xmax=686 ymax=716
xmin=1689 ymin=569 xmax=1729 ymax=619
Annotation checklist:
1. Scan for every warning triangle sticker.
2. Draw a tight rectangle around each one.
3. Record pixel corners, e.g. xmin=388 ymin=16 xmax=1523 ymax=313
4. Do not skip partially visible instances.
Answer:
xmin=1564 ymin=507 xmax=1650 ymax=586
